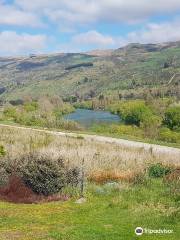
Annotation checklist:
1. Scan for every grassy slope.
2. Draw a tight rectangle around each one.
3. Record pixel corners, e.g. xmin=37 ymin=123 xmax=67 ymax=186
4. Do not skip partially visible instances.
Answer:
xmin=0 ymin=43 xmax=180 ymax=101
xmin=0 ymin=180 xmax=179 ymax=240
xmin=0 ymin=121 xmax=179 ymax=148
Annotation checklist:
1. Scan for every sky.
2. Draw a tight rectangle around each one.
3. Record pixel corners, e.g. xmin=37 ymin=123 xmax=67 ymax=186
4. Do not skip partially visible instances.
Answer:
xmin=1 ymin=0 xmax=180 ymax=56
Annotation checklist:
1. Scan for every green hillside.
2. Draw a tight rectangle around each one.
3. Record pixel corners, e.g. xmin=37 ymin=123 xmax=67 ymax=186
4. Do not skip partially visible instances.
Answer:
xmin=0 ymin=42 xmax=180 ymax=102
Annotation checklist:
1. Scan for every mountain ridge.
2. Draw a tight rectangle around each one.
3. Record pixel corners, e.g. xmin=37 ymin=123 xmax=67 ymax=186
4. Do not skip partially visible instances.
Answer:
xmin=0 ymin=41 xmax=180 ymax=102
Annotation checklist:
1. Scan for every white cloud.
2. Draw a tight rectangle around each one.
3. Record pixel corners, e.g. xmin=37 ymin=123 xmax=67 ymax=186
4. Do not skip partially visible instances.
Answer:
xmin=15 ymin=0 xmax=180 ymax=26
xmin=54 ymin=31 xmax=115 ymax=53
xmin=117 ymin=18 xmax=180 ymax=46
xmin=0 ymin=31 xmax=48 ymax=56
xmin=0 ymin=3 xmax=43 ymax=27
xmin=73 ymin=31 xmax=115 ymax=47
xmin=56 ymin=19 xmax=180 ymax=53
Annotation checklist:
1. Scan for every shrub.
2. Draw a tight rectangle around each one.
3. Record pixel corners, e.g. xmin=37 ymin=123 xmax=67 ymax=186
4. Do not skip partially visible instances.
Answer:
xmin=159 ymin=127 xmax=180 ymax=143
xmin=3 ymin=107 xmax=17 ymax=119
xmin=148 ymin=163 xmax=172 ymax=178
xmin=0 ymin=146 xmax=6 ymax=157
xmin=121 ymin=101 xmax=153 ymax=126
xmin=66 ymin=167 xmax=80 ymax=187
xmin=0 ymin=168 xmax=9 ymax=187
xmin=0 ymin=152 xmax=81 ymax=197
xmin=164 ymin=106 xmax=180 ymax=131
xmin=20 ymin=153 xmax=66 ymax=196
xmin=24 ymin=101 xmax=38 ymax=112
xmin=110 ymin=100 xmax=156 ymax=126
xmin=0 ymin=154 xmax=9 ymax=186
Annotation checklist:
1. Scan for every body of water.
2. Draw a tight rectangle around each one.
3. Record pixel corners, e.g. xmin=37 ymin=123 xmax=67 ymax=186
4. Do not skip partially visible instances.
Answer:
xmin=64 ymin=108 xmax=120 ymax=127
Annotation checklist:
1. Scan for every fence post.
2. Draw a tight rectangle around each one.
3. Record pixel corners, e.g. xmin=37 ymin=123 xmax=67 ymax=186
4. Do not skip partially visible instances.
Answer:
xmin=80 ymin=158 xmax=85 ymax=198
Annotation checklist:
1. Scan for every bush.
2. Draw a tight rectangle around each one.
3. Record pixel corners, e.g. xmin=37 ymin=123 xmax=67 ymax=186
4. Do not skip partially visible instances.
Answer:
xmin=66 ymin=167 xmax=80 ymax=187
xmin=3 ymin=107 xmax=17 ymax=119
xmin=20 ymin=153 xmax=66 ymax=196
xmin=0 ymin=155 xmax=9 ymax=186
xmin=148 ymin=163 xmax=172 ymax=178
xmin=0 ymin=152 xmax=81 ymax=196
xmin=110 ymin=100 xmax=156 ymax=126
xmin=164 ymin=106 xmax=180 ymax=131
xmin=159 ymin=127 xmax=180 ymax=143
xmin=0 ymin=168 xmax=9 ymax=186
xmin=0 ymin=145 xmax=6 ymax=157
xmin=24 ymin=101 xmax=38 ymax=112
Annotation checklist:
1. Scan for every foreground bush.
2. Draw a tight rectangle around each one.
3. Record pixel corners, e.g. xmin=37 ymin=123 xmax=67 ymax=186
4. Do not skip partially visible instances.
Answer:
xmin=19 ymin=153 xmax=66 ymax=196
xmin=148 ymin=163 xmax=172 ymax=178
xmin=0 ymin=152 xmax=81 ymax=198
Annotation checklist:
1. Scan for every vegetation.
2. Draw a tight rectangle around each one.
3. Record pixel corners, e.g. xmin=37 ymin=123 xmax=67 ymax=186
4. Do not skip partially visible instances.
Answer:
xmin=0 ymin=42 xmax=179 ymax=240
xmin=164 ymin=106 xmax=180 ymax=131
xmin=1 ymin=95 xmax=179 ymax=146
xmin=148 ymin=163 xmax=172 ymax=178
xmin=0 ymin=146 xmax=5 ymax=157
xmin=0 ymin=42 xmax=180 ymax=146
xmin=1 ymin=96 xmax=82 ymax=131
xmin=74 ymin=100 xmax=93 ymax=110
xmin=0 ymin=152 xmax=80 ymax=196
xmin=109 ymin=100 xmax=154 ymax=126
xmin=0 ymin=124 xmax=179 ymax=239
xmin=0 ymin=175 xmax=179 ymax=239
xmin=105 ymin=99 xmax=180 ymax=144
xmin=0 ymin=42 xmax=180 ymax=101
xmin=20 ymin=153 xmax=67 ymax=196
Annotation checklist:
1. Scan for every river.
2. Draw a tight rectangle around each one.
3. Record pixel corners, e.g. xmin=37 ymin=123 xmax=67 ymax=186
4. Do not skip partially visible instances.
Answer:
xmin=64 ymin=108 xmax=120 ymax=127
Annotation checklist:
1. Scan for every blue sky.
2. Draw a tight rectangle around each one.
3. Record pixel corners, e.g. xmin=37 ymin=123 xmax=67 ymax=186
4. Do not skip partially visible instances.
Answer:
xmin=1 ymin=0 xmax=180 ymax=56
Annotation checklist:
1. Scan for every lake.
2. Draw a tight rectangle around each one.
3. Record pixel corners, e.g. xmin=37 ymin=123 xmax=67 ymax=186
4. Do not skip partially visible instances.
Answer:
xmin=64 ymin=108 xmax=120 ymax=127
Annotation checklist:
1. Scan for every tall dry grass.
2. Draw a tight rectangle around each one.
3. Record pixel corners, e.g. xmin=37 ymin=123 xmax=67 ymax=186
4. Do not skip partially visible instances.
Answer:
xmin=0 ymin=125 xmax=179 ymax=175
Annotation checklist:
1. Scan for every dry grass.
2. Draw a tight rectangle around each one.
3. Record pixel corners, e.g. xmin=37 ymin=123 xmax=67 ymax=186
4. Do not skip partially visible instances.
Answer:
xmin=0 ymin=125 xmax=179 ymax=175
xmin=87 ymin=170 xmax=136 ymax=184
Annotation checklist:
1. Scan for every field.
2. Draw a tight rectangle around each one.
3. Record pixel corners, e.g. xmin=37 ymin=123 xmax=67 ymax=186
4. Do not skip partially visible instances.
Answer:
xmin=0 ymin=125 xmax=180 ymax=240
xmin=0 ymin=124 xmax=179 ymax=173
xmin=0 ymin=179 xmax=179 ymax=240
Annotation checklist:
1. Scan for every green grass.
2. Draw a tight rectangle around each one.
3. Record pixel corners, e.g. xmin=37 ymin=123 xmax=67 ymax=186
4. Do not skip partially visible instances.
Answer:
xmin=0 ymin=180 xmax=179 ymax=240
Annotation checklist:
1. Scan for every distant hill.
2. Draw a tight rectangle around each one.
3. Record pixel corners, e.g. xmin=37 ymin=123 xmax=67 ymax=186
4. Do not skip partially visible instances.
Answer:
xmin=0 ymin=41 xmax=180 ymax=102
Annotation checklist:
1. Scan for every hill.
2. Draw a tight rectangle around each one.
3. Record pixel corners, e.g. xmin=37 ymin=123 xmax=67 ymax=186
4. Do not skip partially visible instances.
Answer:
xmin=0 ymin=41 xmax=180 ymax=102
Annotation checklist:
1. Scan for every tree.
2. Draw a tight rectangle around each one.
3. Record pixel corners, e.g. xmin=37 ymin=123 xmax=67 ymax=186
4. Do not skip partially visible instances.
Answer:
xmin=38 ymin=96 xmax=54 ymax=118
xmin=118 ymin=101 xmax=154 ymax=126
